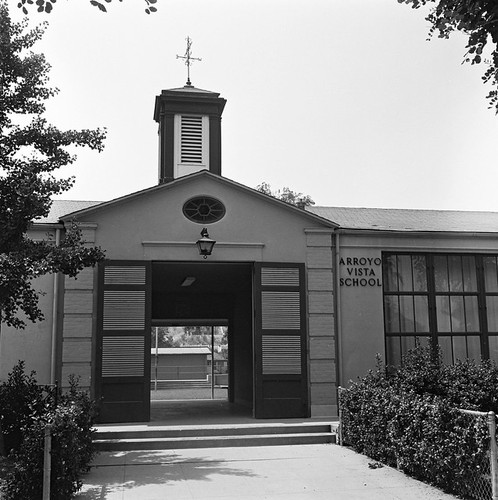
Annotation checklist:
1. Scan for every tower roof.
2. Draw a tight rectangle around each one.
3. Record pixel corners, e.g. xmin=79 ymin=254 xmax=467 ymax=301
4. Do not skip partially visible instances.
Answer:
xmin=162 ymin=84 xmax=220 ymax=97
xmin=153 ymin=84 xmax=226 ymax=122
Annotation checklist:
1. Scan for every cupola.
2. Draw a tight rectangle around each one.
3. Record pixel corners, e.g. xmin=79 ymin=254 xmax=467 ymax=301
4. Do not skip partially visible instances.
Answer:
xmin=153 ymin=85 xmax=226 ymax=183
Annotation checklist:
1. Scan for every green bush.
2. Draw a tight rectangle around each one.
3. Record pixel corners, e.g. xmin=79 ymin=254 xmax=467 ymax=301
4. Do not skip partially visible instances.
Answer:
xmin=340 ymin=347 xmax=493 ymax=497
xmin=381 ymin=345 xmax=498 ymax=412
xmin=0 ymin=361 xmax=47 ymax=456
xmin=439 ymin=359 xmax=498 ymax=413
xmin=0 ymin=364 xmax=98 ymax=499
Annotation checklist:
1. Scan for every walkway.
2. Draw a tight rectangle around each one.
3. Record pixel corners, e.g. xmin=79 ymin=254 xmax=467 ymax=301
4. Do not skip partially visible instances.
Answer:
xmin=75 ymin=444 xmax=457 ymax=499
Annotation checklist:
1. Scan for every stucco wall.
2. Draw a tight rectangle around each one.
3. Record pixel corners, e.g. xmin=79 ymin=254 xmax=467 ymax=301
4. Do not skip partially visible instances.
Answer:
xmin=61 ymin=266 xmax=97 ymax=391
xmin=74 ymin=175 xmax=319 ymax=264
xmin=337 ymin=231 xmax=498 ymax=386
xmin=305 ymin=230 xmax=336 ymax=417
xmin=0 ymin=274 xmax=55 ymax=384
xmin=3 ymin=176 xmax=336 ymax=418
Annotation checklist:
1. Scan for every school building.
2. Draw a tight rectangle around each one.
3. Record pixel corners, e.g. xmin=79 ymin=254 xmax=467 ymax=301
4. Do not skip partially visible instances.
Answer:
xmin=2 ymin=82 xmax=498 ymax=423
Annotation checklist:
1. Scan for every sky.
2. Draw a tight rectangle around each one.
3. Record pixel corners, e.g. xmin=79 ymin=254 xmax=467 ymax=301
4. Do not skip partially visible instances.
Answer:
xmin=7 ymin=0 xmax=498 ymax=211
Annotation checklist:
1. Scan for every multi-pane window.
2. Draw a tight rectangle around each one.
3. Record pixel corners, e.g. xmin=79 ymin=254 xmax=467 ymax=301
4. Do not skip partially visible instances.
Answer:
xmin=383 ymin=254 xmax=431 ymax=364
xmin=483 ymin=256 xmax=498 ymax=361
xmin=383 ymin=253 xmax=498 ymax=366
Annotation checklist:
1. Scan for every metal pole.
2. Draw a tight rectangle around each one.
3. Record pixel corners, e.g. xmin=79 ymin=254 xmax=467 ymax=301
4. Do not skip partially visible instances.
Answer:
xmin=489 ymin=411 xmax=498 ymax=500
xmin=50 ymin=228 xmax=61 ymax=385
xmin=338 ymin=387 xmax=344 ymax=446
xmin=42 ymin=424 xmax=52 ymax=500
xmin=154 ymin=327 xmax=158 ymax=391
xmin=211 ymin=326 xmax=215 ymax=400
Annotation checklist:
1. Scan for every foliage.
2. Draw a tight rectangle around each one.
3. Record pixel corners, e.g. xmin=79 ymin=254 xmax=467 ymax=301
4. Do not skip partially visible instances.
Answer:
xmin=388 ymin=345 xmax=498 ymax=412
xmin=398 ymin=0 xmax=498 ymax=112
xmin=0 ymin=2 xmax=106 ymax=328
xmin=256 ymin=182 xmax=315 ymax=207
xmin=0 ymin=363 xmax=98 ymax=499
xmin=152 ymin=326 xmax=228 ymax=353
xmin=438 ymin=358 xmax=498 ymax=412
xmin=389 ymin=394 xmax=489 ymax=498
xmin=339 ymin=346 xmax=496 ymax=496
xmin=390 ymin=343 xmax=445 ymax=397
xmin=0 ymin=361 xmax=46 ymax=455
xmin=16 ymin=0 xmax=158 ymax=15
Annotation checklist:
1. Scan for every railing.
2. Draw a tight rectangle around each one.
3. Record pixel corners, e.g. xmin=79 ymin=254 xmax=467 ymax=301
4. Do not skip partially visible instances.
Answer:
xmin=152 ymin=365 xmax=210 ymax=382
xmin=457 ymin=409 xmax=498 ymax=500
xmin=150 ymin=364 xmax=228 ymax=398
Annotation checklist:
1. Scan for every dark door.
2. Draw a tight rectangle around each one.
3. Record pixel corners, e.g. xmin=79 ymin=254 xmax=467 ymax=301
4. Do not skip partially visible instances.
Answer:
xmin=96 ymin=261 xmax=151 ymax=423
xmin=254 ymin=263 xmax=309 ymax=418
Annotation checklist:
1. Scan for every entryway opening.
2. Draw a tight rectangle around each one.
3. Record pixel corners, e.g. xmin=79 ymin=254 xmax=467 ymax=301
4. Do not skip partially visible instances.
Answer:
xmin=150 ymin=323 xmax=228 ymax=402
xmin=96 ymin=260 xmax=309 ymax=424
xmin=151 ymin=262 xmax=254 ymax=422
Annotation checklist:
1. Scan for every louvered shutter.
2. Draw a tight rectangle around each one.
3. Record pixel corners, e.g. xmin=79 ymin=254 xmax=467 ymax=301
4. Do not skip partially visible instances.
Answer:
xmin=254 ymin=263 xmax=309 ymax=418
xmin=96 ymin=261 xmax=151 ymax=423
xmin=180 ymin=115 xmax=203 ymax=164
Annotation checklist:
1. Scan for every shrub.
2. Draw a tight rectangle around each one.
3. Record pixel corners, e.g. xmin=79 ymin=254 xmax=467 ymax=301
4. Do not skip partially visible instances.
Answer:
xmin=388 ymin=393 xmax=489 ymax=497
xmin=0 ymin=366 xmax=98 ymax=500
xmin=392 ymin=344 xmax=444 ymax=397
xmin=340 ymin=347 xmax=494 ymax=497
xmin=387 ymin=345 xmax=498 ymax=412
xmin=439 ymin=359 xmax=498 ymax=413
xmin=0 ymin=361 xmax=47 ymax=456
xmin=340 ymin=358 xmax=398 ymax=464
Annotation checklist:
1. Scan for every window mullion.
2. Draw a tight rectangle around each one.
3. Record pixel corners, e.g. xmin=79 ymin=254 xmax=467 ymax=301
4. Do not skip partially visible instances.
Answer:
xmin=476 ymin=255 xmax=490 ymax=359
xmin=426 ymin=254 xmax=439 ymax=356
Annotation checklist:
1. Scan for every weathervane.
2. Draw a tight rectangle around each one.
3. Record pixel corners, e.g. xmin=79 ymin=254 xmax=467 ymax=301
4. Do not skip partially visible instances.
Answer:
xmin=176 ymin=36 xmax=202 ymax=86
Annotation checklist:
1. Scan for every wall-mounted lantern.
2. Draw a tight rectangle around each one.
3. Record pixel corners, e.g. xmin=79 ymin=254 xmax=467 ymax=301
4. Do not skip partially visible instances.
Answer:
xmin=196 ymin=228 xmax=216 ymax=259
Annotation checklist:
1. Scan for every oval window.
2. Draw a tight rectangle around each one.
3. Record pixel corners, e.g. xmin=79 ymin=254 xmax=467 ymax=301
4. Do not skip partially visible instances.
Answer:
xmin=182 ymin=196 xmax=226 ymax=224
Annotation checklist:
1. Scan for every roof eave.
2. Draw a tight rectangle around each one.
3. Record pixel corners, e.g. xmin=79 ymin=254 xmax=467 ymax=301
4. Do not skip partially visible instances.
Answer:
xmin=59 ymin=171 xmax=339 ymax=229
xmin=30 ymin=222 xmax=65 ymax=230
xmin=336 ymin=227 xmax=498 ymax=237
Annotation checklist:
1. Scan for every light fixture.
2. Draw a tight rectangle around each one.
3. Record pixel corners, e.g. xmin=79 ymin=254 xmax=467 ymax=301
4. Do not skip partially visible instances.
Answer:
xmin=196 ymin=228 xmax=216 ymax=259
xmin=181 ymin=277 xmax=196 ymax=287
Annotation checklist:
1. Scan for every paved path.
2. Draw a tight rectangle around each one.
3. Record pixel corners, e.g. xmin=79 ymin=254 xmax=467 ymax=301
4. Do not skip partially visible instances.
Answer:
xmin=75 ymin=444 xmax=457 ymax=499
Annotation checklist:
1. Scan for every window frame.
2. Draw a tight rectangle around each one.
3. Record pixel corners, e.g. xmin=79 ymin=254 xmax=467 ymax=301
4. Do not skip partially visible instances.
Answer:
xmin=382 ymin=252 xmax=494 ymax=365
xmin=173 ymin=114 xmax=210 ymax=178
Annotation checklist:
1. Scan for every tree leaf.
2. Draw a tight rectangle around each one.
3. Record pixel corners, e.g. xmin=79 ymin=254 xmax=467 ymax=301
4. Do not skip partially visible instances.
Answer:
xmin=0 ymin=3 xmax=106 ymax=328
xmin=90 ymin=0 xmax=107 ymax=12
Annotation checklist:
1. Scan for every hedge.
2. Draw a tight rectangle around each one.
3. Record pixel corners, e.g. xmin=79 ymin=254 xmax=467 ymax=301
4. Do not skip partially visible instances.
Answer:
xmin=0 ymin=362 xmax=98 ymax=500
xmin=340 ymin=347 xmax=494 ymax=497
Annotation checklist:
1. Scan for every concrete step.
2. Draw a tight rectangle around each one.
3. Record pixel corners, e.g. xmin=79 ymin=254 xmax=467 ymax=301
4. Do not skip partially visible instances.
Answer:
xmin=93 ymin=423 xmax=336 ymax=451
xmin=96 ymin=423 xmax=332 ymax=440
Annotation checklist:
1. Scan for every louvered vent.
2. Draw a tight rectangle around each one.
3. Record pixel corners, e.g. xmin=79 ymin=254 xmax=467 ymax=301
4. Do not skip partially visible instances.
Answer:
xmin=104 ymin=266 xmax=146 ymax=285
xmin=262 ymin=291 xmax=301 ymax=329
xmin=262 ymin=335 xmax=301 ymax=374
xmin=261 ymin=268 xmax=300 ymax=287
xmin=103 ymin=290 xmax=145 ymax=330
xmin=180 ymin=115 xmax=203 ymax=164
xmin=102 ymin=336 xmax=144 ymax=377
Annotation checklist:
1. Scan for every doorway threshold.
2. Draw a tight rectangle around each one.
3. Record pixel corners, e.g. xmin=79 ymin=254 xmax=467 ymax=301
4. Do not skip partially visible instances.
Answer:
xmin=95 ymin=399 xmax=337 ymax=434
xmin=150 ymin=399 xmax=253 ymax=426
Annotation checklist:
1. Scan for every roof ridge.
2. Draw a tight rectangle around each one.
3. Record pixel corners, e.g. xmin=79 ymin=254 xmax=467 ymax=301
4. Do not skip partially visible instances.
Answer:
xmin=311 ymin=205 xmax=498 ymax=215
